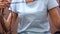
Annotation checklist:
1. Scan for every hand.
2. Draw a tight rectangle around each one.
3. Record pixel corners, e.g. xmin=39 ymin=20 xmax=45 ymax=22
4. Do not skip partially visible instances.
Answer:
xmin=0 ymin=0 xmax=11 ymax=8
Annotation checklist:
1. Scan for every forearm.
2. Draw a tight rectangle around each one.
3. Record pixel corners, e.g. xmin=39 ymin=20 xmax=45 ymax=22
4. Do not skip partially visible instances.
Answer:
xmin=2 ymin=13 xmax=12 ymax=30
xmin=3 ymin=12 xmax=18 ymax=30
xmin=11 ymin=12 xmax=18 ymax=23
xmin=49 ymin=7 xmax=60 ymax=29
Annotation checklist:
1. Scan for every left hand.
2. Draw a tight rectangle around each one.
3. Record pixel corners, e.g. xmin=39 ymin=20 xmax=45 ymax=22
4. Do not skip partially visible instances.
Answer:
xmin=0 ymin=0 xmax=11 ymax=8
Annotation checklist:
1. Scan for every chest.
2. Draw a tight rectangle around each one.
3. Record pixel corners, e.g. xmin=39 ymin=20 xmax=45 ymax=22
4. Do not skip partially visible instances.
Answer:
xmin=16 ymin=0 xmax=47 ymax=15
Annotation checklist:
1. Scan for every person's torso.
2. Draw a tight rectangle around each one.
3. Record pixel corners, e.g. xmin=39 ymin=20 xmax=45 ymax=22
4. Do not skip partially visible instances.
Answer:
xmin=14 ymin=0 xmax=50 ymax=33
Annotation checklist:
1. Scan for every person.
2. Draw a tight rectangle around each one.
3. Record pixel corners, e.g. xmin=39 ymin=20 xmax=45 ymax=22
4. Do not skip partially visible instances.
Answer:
xmin=2 ymin=0 xmax=60 ymax=34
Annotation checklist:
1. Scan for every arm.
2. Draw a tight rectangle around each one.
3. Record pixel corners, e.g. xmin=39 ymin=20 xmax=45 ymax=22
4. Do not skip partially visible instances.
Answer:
xmin=5 ymin=11 xmax=18 ymax=29
xmin=48 ymin=7 xmax=60 ymax=29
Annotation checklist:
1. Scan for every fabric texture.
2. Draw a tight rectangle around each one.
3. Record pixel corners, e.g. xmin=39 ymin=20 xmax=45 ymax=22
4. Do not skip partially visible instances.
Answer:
xmin=9 ymin=0 xmax=59 ymax=34
xmin=18 ymin=31 xmax=51 ymax=34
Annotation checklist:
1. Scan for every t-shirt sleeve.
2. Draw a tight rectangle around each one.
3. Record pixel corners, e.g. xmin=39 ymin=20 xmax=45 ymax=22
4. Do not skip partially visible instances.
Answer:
xmin=47 ymin=0 xmax=59 ymax=10
xmin=9 ymin=0 xmax=18 ymax=13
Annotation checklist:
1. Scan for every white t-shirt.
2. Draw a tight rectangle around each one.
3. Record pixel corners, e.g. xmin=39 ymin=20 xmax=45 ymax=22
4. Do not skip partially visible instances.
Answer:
xmin=9 ymin=0 xmax=59 ymax=33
